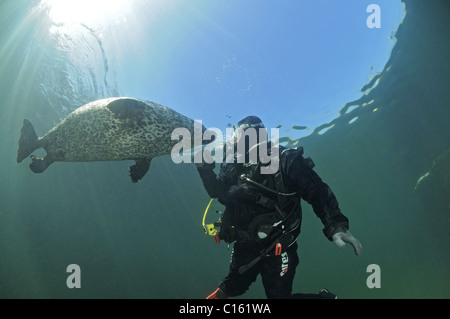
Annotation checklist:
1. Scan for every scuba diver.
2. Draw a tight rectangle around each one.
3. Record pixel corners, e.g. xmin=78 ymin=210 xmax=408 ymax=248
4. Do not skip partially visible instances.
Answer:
xmin=196 ymin=115 xmax=362 ymax=299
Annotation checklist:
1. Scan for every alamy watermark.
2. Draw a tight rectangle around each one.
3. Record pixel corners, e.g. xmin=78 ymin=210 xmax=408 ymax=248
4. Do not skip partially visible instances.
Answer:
xmin=66 ymin=264 xmax=81 ymax=288
xmin=65 ymin=263 xmax=380 ymax=290
xmin=367 ymin=4 xmax=381 ymax=29
xmin=366 ymin=264 xmax=381 ymax=288
xmin=171 ymin=120 xmax=280 ymax=174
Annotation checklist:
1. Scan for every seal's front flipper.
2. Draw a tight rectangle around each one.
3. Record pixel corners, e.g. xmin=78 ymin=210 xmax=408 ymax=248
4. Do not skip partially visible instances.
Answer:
xmin=129 ymin=158 xmax=152 ymax=183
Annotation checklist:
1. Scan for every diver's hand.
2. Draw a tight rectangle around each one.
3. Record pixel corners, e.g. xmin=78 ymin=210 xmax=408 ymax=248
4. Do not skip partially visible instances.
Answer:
xmin=332 ymin=227 xmax=362 ymax=256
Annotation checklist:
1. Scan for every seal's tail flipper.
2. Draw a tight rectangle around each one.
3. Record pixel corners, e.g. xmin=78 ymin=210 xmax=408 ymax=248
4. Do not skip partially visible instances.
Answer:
xmin=129 ymin=158 xmax=152 ymax=183
xmin=17 ymin=119 xmax=41 ymax=163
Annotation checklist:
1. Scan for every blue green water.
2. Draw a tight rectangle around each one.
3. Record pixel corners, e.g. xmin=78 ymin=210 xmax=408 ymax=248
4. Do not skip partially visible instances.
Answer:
xmin=0 ymin=0 xmax=449 ymax=298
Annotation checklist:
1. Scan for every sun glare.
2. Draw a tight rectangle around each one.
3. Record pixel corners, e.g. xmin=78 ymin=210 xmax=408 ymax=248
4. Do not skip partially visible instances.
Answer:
xmin=43 ymin=0 xmax=131 ymax=26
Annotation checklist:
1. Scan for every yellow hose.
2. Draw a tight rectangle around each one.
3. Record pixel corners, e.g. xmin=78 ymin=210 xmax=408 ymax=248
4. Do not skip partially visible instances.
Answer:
xmin=202 ymin=198 xmax=214 ymax=233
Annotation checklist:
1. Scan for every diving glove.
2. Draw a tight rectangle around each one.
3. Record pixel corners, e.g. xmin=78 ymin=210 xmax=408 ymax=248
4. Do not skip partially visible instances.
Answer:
xmin=332 ymin=227 xmax=362 ymax=256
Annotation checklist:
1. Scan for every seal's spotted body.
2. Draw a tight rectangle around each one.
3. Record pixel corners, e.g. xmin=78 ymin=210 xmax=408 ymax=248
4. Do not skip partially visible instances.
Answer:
xmin=17 ymin=97 xmax=202 ymax=182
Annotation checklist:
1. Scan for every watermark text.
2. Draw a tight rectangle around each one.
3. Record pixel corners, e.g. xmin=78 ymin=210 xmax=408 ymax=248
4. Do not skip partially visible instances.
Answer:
xmin=171 ymin=120 xmax=280 ymax=174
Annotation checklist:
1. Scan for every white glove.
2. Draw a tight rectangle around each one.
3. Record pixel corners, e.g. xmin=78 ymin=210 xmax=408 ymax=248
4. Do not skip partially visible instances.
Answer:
xmin=332 ymin=228 xmax=362 ymax=256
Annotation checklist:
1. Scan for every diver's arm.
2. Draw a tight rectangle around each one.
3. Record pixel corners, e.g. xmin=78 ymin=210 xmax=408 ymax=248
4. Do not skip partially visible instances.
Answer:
xmin=196 ymin=163 xmax=228 ymax=198
xmin=288 ymin=161 xmax=362 ymax=255
xmin=286 ymin=157 xmax=349 ymax=240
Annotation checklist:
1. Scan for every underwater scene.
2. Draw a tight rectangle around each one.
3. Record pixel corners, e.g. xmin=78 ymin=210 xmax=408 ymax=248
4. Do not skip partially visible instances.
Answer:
xmin=0 ymin=0 xmax=449 ymax=299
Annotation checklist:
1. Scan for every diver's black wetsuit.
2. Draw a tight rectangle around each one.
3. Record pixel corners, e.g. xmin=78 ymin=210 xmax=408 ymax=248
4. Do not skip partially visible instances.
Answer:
xmin=197 ymin=146 xmax=349 ymax=299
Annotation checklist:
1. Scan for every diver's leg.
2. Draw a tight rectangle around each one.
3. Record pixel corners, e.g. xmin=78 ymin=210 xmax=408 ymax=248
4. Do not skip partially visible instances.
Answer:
xmin=211 ymin=242 xmax=260 ymax=298
xmin=261 ymin=243 xmax=299 ymax=299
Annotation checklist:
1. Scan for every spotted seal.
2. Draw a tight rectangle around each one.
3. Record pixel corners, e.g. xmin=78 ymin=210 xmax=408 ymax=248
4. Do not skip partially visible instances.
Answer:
xmin=17 ymin=97 xmax=205 ymax=182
